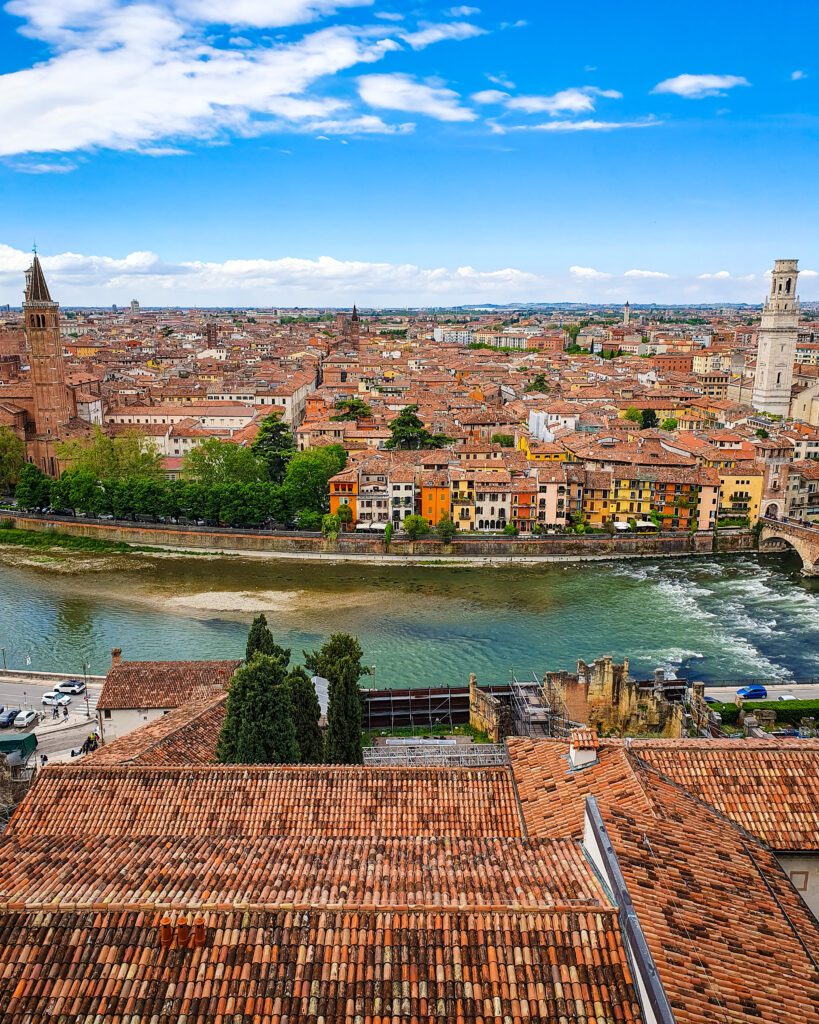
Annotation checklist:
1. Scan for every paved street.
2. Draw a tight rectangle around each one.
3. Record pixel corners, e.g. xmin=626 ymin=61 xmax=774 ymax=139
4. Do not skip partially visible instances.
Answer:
xmin=704 ymin=682 xmax=819 ymax=701
xmin=0 ymin=676 xmax=102 ymax=762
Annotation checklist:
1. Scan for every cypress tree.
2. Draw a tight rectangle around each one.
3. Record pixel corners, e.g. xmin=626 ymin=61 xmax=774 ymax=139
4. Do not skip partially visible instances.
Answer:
xmin=306 ymin=633 xmax=366 ymax=765
xmin=217 ymin=653 xmax=299 ymax=764
xmin=286 ymin=666 xmax=324 ymax=763
xmin=245 ymin=613 xmax=291 ymax=665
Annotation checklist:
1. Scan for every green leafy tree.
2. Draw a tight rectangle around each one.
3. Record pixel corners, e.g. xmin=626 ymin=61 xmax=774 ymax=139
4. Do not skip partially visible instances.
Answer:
xmin=216 ymin=654 xmax=299 ymax=764
xmin=183 ymin=439 xmax=267 ymax=486
xmin=491 ymin=433 xmax=514 ymax=448
xmin=403 ymin=514 xmax=430 ymax=540
xmin=51 ymin=469 xmax=107 ymax=515
xmin=503 ymin=522 xmax=519 ymax=536
xmin=660 ymin=418 xmax=678 ymax=432
xmin=436 ymin=514 xmax=457 ymax=543
xmin=285 ymin=666 xmax=324 ymax=763
xmin=384 ymin=405 xmax=452 ymax=450
xmin=383 ymin=521 xmax=393 ymax=548
xmin=623 ymin=407 xmax=642 ymax=424
xmin=322 ymin=512 xmax=340 ymax=538
xmin=330 ymin=397 xmax=372 ymax=422
xmin=57 ymin=426 xmax=163 ymax=480
xmin=282 ymin=444 xmax=347 ymax=516
xmin=0 ymin=428 xmax=25 ymax=493
xmin=306 ymin=633 xmax=367 ymax=765
xmin=524 ymin=374 xmax=550 ymax=393
xmin=295 ymin=509 xmax=322 ymax=530
xmin=246 ymin=613 xmax=291 ymax=665
xmin=250 ymin=414 xmax=296 ymax=483
xmin=336 ymin=503 xmax=353 ymax=529
xmin=14 ymin=463 xmax=51 ymax=509
xmin=640 ymin=409 xmax=659 ymax=430
xmin=755 ymin=427 xmax=770 ymax=439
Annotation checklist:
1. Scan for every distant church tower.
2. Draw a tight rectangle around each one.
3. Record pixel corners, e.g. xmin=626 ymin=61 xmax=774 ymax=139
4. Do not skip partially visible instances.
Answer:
xmin=623 ymin=300 xmax=630 ymax=327
xmin=752 ymin=259 xmax=800 ymax=417
xmin=23 ymin=254 xmax=72 ymax=472
xmin=349 ymin=304 xmax=360 ymax=350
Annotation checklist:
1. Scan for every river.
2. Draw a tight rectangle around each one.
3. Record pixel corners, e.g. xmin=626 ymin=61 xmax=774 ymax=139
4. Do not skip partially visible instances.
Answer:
xmin=1 ymin=549 xmax=818 ymax=686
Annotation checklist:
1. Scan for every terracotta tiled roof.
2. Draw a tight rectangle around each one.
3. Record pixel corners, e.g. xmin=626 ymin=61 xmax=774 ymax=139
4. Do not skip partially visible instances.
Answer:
xmin=97 ymin=659 xmax=240 ymax=711
xmin=603 ymin=765 xmax=819 ymax=1024
xmin=0 ymin=906 xmax=642 ymax=1024
xmin=507 ymin=738 xmax=652 ymax=839
xmin=629 ymin=737 xmax=819 ymax=850
xmin=87 ymin=693 xmax=226 ymax=766
xmin=0 ymin=835 xmax=606 ymax=910
xmin=8 ymin=765 xmax=524 ymax=838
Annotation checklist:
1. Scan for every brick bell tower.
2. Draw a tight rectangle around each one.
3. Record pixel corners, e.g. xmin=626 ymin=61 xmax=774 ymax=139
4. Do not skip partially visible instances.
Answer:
xmin=23 ymin=254 xmax=73 ymax=474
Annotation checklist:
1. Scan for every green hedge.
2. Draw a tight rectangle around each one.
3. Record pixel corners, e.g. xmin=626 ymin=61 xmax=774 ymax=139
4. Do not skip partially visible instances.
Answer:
xmin=708 ymin=699 xmax=819 ymax=726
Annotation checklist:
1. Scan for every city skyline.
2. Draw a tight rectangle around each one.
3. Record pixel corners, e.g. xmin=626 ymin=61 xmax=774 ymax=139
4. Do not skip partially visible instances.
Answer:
xmin=2 ymin=0 xmax=819 ymax=304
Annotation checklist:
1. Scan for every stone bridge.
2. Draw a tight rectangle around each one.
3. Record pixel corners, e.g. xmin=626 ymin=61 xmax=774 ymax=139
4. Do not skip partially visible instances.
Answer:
xmin=758 ymin=516 xmax=819 ymax=575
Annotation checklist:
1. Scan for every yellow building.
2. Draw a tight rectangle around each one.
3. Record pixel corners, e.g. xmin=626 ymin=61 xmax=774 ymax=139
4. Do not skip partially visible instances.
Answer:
xmin=450 ymin=472 xmax=475 ymax=530
xmin=517 ymin=435 xmax=569 ymax=461
xmin=718 ymin=464 xmax=764 ymax=524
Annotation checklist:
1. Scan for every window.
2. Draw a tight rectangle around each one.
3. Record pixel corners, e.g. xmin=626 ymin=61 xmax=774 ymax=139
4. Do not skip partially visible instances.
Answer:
xmin=104 ymin=709 xmax=111 ymax=719
xmin=789 ymin=871 xmax=809 ymax=892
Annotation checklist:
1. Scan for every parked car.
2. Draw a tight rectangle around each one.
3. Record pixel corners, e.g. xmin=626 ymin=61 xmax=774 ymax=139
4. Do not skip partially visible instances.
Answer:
xmin=42 ymin=691 xmax=72 ymax=707
xmin=98 ymin=512 xmax=114 ymax=520
xmin=736 ymin=685 xmax=768 ymax=700
xmin=56 ymin=678 xmax=86 ymax=695
xmin=777 ymin=693 xmax=797 ymax=701
xmin=14 ymin=709 xmax=38 ymax=728
xmin=0 ymin=708 xmax=21 ymax=727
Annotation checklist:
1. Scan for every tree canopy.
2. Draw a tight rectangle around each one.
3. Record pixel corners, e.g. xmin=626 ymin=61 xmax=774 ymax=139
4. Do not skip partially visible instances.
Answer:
xmin=216 ymin=653 xmax=299 ymax=765
xmin=286 ymin=666 xmax=324 ymax=763
xmin=384 ymin=405 xmax=452 ymax=450
xmin=305 ymin=633 xmax=367 ymax=765
xmin=281 ymin=444 xmax=346 ymax=516
xmin=0 ymin=427 xmax=25 ymax=493
xmin=330 ymin=397 xmax=372 ymax=422
xmin=246 ymin=613 xmax=291 ymax=664
xmin=14 ymin=463 xmax=52 ymax=510
xmin=402 ymin=514 xmax=430 ymax=540
xmin=57 ymin=426 xmax=163 ymax=481
xmin=250 ymin=414 xmax=295 ymax=484
xmin=183 ymin=438 xmax=267 ymax=486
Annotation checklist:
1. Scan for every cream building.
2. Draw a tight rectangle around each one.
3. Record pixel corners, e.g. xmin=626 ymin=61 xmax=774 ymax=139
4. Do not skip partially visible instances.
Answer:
xmin=752 ymin=259 xmax=800 ymax=417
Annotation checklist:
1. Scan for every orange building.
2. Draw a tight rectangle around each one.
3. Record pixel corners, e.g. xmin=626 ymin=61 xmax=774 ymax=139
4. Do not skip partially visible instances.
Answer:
xmin=328 ymin=467 xmax=358 ymax=521
xmin=420 ymin=471 xmax=450 ymax=526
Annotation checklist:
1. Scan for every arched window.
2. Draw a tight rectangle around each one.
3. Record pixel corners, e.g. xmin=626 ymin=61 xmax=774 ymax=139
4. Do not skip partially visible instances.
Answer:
xmin=786 ymin=278 xmax=792 ymax=294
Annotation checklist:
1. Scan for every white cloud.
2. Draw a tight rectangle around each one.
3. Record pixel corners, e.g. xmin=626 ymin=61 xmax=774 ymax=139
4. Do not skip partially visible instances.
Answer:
xmin=652 ymin=73 xmax=750 ymax=99
xmin=502 ymin=118 xmax=659 ymax=133
xmin=471 ymin=89 xmax=508 ymax=104
xmin=506 ymin=86 xmax=622 ymax=115
xmin=400 ymin=22 xmax=486 ymax=50
xmin=698 ymin=270 xmax=732 ymax=279
xmin=624 ymin=268 xmax=670 ymax=279
xmin=570 ymin=265 xmax=610 ymax=279
xmin=2 ymin=243 xmax=816 ymax=305
xmin=791 ymin=70 xmax=807 ymax=81
xmin=0 ymin=1 xmax=490 ymax=157
xmin=802 ymin=269 xmax=819 ymax=278
xmin=449 ymin=6 xmax=480 ymax=15
xmin=5 ymin=159 xmax=78 ymax=174
xmin=358 ymin=73 xmax=476 ymax=122
xmin=486 ymin=72 xmax=514 ymax=89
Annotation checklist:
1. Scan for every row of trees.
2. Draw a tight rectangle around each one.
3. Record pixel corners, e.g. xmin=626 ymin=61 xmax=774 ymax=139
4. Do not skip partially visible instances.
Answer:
xmin=216 ymin=616 xmax=366 ymax=765
xmin=11 ymin=421 xmax=347 ymax=528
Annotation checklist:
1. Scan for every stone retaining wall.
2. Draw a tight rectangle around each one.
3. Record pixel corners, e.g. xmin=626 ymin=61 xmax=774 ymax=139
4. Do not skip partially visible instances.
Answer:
xmin=5 ymin=515 xmax=756 ymax=562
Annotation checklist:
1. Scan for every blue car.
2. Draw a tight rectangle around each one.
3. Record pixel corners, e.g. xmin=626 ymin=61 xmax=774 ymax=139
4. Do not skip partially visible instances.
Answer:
xmin=737 ymin=685 xmax=768 ymax=701
xmin=0 ymin=708 xmax=21 ymax=728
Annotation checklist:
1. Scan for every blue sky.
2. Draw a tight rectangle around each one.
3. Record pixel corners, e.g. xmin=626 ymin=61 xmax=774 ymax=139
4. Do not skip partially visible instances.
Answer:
xmin=1 ymin=0 xmax=818 ymax=306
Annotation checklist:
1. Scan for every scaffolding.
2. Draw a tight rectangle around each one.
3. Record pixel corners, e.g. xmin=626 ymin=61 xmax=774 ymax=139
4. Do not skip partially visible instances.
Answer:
xmin=363 ymin=743 xmax=508 ymax=767
xmin=509 ymin=672 xmax=578 ymax=738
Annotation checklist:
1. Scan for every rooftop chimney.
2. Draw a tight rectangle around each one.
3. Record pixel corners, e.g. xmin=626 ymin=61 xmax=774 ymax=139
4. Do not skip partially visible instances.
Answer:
xmin=568 ymin=728 xmax=599 ymax=770
xmin=159 ymin=915 xmax=173 ymax=949
xmin=111 ymin=648 xmax=122 ymax=667
xmin=177 ymin=915 xmax=190 ymax=948
xmin=193 ymin=914 xmax=206 ymax=948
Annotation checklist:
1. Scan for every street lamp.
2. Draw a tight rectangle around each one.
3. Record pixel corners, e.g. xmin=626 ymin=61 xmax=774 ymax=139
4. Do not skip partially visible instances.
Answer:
xmin=1 ymin=647 xmax=5 ymax=670
xmin=83 ymin=661 xmax=90 ymax=719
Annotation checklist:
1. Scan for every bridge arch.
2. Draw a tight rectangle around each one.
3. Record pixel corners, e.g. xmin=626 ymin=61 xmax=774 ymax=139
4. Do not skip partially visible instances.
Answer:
xmin=759 ymin=521 xmax=819 ymax=576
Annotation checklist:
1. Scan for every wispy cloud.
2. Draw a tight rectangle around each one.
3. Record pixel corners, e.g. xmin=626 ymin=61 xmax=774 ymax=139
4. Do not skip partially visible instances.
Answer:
xmin=791 ymin=69 xmax=808 ymax=81
xmin=498 ymin=118 xmax=660 ymax=134
xmin=652 ymin=73 xmax=750 ymax=99
xmin=358 ymin=73 xmax=477 ymax=122
xmin=624 ymin=268 xmax=670 ymax=279
xmin=399 ymin=21 xmax=486 ymax=50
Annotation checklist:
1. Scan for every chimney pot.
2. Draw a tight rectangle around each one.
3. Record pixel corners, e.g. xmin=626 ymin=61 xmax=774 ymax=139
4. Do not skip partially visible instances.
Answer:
xmin=111 ymin=648 xmax=122 ymax=667
xmin=568 ymin=728 xmax=599 ymax=770
xmin=159 ymin=915 xmax=173 ymax=949
xmin=193 ymin=914 xmax=206 ymax=948
xmin=177 ymin=915 xmax=190 ymax=947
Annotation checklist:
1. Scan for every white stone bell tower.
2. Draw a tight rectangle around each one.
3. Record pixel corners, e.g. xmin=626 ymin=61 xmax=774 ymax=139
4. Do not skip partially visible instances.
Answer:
xmin=752 ymin=259 xmax=799 ymax=417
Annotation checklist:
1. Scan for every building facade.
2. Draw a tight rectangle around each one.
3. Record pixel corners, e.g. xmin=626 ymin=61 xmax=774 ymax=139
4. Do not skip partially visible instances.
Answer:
xmin=753 ymin=259 xmax=800 ymax=416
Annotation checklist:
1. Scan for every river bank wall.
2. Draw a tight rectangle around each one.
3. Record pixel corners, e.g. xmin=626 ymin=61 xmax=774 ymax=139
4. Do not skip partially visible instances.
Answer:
xmin=3 ymin=514 xmax=756 ymax=564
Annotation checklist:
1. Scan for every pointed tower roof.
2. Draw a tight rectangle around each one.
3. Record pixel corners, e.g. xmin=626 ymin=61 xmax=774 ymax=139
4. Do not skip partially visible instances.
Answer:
xmin=351 ymin=304 xmax=359 ymax=321
xmin=26 ymin=254 xmax=53 ymax=304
